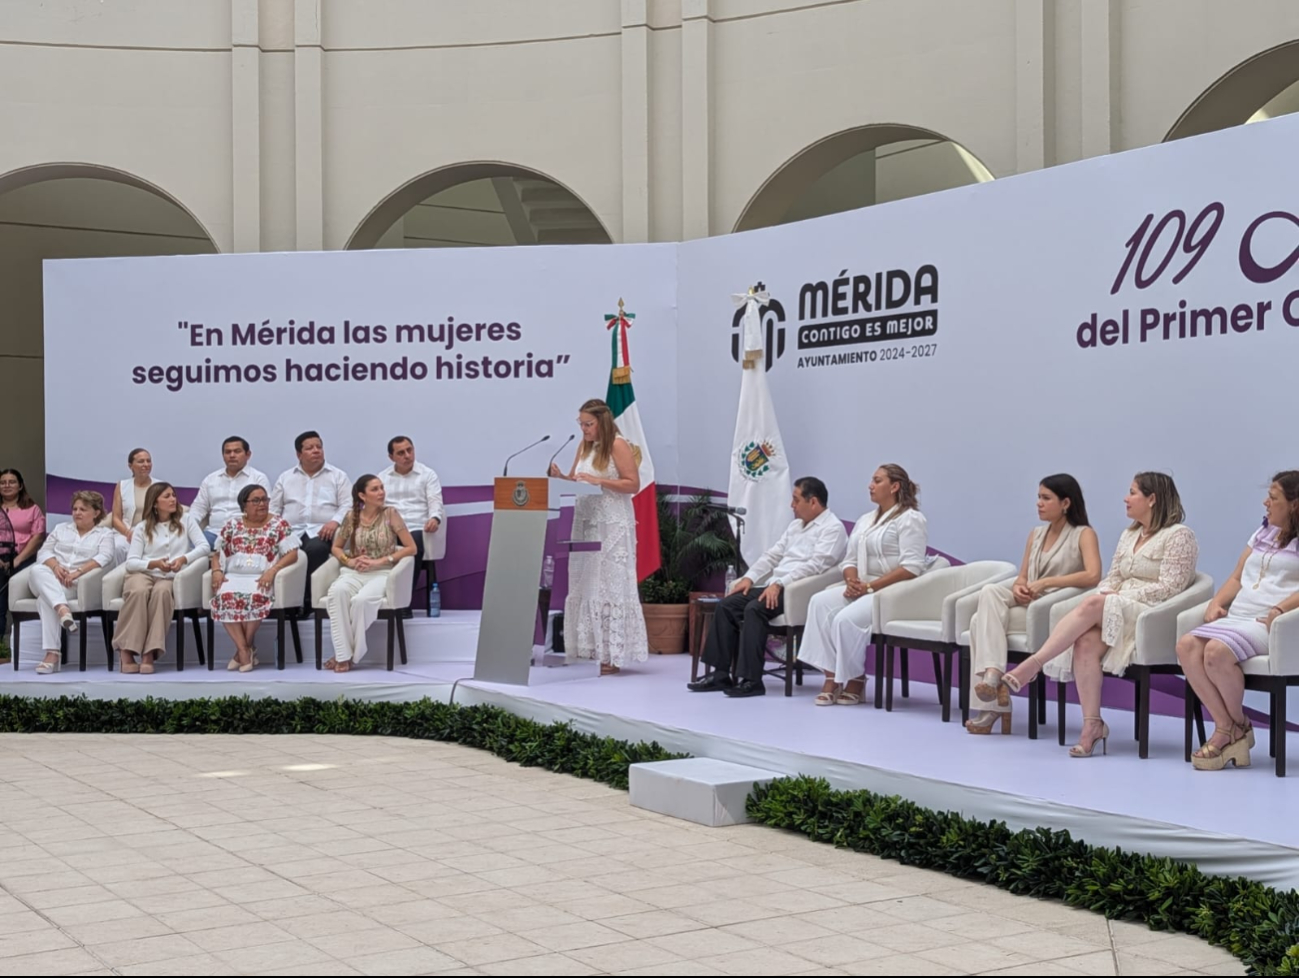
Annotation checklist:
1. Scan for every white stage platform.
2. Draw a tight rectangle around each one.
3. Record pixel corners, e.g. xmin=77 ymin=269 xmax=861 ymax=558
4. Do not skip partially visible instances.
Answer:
xmin=4 ymin=612 xmax=1296 ymax=890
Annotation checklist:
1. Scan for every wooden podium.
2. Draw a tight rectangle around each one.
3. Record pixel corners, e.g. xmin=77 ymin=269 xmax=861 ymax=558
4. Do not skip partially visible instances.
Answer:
xmin=474 ymin=476 xmax=600 ymax=685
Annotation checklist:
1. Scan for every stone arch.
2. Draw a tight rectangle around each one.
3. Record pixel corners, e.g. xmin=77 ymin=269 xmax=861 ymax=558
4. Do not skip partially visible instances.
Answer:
xmin=346 ymin=162 xmax=613 ymax=251
xmin=733 ymin=124 xmax=995 ymax=234
xmin=1165 ymin=39 xmax=1299 ymax=142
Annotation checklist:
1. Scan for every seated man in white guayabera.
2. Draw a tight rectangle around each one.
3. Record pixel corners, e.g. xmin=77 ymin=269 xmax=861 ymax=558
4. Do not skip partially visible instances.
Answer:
xmin=688 ymin=477 xmax=847 ymax=699
xmin=798 ymin=464 xmax=929 ymax=707
xmin=188 ymin=435 xmax=270 ymax=547
xmin=378 ymin=435 xmax=444 ymax=607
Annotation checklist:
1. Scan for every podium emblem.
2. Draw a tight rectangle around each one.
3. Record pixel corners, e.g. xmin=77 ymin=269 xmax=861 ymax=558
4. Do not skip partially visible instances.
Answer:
xmin=512 ymin=480 xmax=531 ymax=507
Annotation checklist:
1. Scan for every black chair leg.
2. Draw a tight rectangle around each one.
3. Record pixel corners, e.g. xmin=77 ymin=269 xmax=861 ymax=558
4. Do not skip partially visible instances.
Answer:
xmin=386 ymin=616 xmax=395 ymax=671
xmin=1028 ymin=679 xmax=1039 ymax=740
xmin=1057 ymin=682 xmax=1067 ymax=746
xmin=100 ymin=614 xmax=114 ymax=671
xmin=1037 ymin=674 xmax=1047 ymax=724
xmin=885 ymin=645 xmax=895 ymax=711
xmin=78 ymin=617 xmax=88 ymax=671
xmin=1194 ymin=700 xmax=1206 ymax=750
xmin=1184 ymin=686 xmax=1196 ymax=762
xmin=873 ymin=643 xmax=885 ymax=709
xmin=939 ymin=652 xmax=953 ymax=722
xmin=900 ymin=649 xmax=910 ymax=699
xmin=396 ymin=613 xmax=408 ymax=665
xmin=60 ymin=629 xmax=68 ymax=665
xmin=290 ymin=617 xmax=303 ymax=662
xmin=1276 ymin=690 xmax=1288 ymax=777
xmin=314 ymin=613 xmax=323 ymax=669
xmin=277 ymin=614 xmax=286 ymax=669
xmin=192 ymin=612 xmax=205 ymax=666
xmin=958 ymin=648 xmax=971 ymax=723
xmin=1137 ymin=673 xmax=1152 ymax=759
xmin=12 ymin=620 xmax=19 ymax=670
xmin=176 ymin=612 xmax=186 ymax=670
xmin=207 ymin=615 xmax=216 ymax=670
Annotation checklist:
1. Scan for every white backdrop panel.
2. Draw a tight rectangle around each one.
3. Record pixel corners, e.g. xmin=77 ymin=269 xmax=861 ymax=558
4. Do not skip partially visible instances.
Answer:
xmin=678 ymin=115 xmax=1299 ymax=577
xmin=44 ymin=244 xmax=679 ymax=492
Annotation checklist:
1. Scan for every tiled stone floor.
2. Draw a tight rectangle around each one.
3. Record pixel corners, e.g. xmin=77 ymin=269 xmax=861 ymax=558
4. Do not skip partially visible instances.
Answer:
xmin=0 ymin=734 xmax=1245 ymax=976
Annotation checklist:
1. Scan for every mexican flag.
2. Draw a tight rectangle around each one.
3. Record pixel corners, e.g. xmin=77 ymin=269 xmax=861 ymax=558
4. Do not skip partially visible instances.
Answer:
xmin=605 ymin=304 xmax=661 ymax=580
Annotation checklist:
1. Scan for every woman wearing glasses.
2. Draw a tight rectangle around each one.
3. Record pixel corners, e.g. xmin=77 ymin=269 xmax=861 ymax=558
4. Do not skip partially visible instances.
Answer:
xmin=209 ymin=484 xmax=299 ymax=672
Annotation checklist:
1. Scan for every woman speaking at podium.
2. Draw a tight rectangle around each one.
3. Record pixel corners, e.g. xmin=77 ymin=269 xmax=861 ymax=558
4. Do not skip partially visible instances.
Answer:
xmin=549 ymin=398 xmax=648 ymax=675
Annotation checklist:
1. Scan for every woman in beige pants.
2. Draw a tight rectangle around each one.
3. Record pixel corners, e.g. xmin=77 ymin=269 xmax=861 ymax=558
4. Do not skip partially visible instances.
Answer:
xmin=966 ymin=474 xmax=1101 ymax=734
xmin=116 ymin=483 xmax=209 ymax=673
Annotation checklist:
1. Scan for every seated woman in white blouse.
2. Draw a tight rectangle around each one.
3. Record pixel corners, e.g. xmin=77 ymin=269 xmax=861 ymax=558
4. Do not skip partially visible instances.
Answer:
xmin=30 ymin=491 xmax=115 ymax=675
xmin=115 ymin=483 xmax=209 ymax=674
xmin=1001 ymin=472 xmax=1198 ymax=758
xmin=1176 ymin=470 xmax=1299 ymax=770
xmin=798 ymin=464 xmax=928 ymax=706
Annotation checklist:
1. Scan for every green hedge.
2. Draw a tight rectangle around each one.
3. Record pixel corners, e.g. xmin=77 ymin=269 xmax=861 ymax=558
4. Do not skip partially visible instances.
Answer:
xmin=0 ymin=694 xmax=681 ymax=791
xmin=0 ymin=693 xmax=1294 ymax=973
xmin=746 ymin=775 xmax=1299 ymax=976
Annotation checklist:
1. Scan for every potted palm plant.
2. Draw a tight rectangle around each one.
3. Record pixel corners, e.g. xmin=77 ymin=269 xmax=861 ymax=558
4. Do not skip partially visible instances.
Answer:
xmin=639 ymin=491 xmax=736 ymax=653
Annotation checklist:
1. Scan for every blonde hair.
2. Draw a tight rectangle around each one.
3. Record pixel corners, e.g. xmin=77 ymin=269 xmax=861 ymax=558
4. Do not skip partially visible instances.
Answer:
xmin=1130 ymin=471 xmax=1185 ymax=534
xmin=576 ymin=398 xmax=621 ymax=472
xmin=70 ymin=490 xmax=106 ymax=519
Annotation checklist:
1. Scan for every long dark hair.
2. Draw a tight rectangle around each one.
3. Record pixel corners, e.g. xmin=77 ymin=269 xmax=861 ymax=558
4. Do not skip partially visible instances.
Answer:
xmin=1040 ymin=473 xmax=1090 ymax=527
xmin=142 ymin=482 xmax=184 ymax=543
xmin=876 ymin=463 xmax=920 ymax=525
xmin=1131 ymin=471 xmax=1185 ymax=534
xmin=341 ymin=474 xmax=382 ymax=552
xmin=0 ymin=469 xmax=35 ymax=509
xmin=1272 ymin=470 xmax=1299 ymax=549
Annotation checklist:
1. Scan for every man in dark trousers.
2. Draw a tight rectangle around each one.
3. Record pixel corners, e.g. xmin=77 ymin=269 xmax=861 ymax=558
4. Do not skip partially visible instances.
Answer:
xmin=688 ymin=477 xmax=847 ymax=698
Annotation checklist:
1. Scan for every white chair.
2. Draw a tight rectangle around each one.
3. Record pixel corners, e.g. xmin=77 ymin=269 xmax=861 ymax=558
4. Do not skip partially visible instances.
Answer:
xmin=874 ymin=559 xmax=1012 ymax=719
xmin=1046 ymin=573 xmax=1214 ymax=757
xmin=102 ymin=561 xmax=208 ymax=670
xmin=954 ymin=582 xmax=1088 ymax=738
xmin=8 ymin=563 xmax=111 ymax=671
xmin=416 ymin=522 xmax=449 ymax=610
xmin=311 ymin=556 xmax=416 ymax=670
xmin=201 ymin=557 xmax=307 ymax=670
xmin=765 ymin=568 xmax=842 ymax=697
xmin=1176 ymin=602 xmax=1299 ymax=777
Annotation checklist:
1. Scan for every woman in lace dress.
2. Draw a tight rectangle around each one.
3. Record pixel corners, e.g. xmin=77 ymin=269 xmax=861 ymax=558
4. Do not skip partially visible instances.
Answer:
xmin=1001 ymin=472 xmax=1199 ymax=758
xmin=1176 ymin=471 xmax=1299 ymax=770
xmin=549 ymin=398 xmax=648 ymax=675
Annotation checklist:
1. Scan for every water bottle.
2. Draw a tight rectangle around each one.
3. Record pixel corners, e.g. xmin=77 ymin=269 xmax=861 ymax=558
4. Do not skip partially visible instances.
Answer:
xmin=541 ymin=555 xmax=555 ymax=589
xmin=723 ymin=564 xmax=736 ymax=594
xmin=427 ymin=582 xmax=441 ymax=618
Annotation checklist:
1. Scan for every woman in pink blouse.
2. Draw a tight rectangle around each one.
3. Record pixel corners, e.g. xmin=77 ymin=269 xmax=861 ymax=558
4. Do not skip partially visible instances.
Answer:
xmin=1 ymin=469 xmax=47 ymax=641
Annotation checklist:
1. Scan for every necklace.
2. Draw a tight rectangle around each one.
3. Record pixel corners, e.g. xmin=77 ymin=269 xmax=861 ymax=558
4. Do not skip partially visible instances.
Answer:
xmin=1253 ymin=544 xmax=1281 ymax=590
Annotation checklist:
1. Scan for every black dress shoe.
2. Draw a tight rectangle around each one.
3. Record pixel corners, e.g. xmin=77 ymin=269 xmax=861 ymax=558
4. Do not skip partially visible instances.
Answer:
xmin=724 ymin=679 xmax=766 ymax=698
xmin=687 ymin=673 xmax=734 ymax=692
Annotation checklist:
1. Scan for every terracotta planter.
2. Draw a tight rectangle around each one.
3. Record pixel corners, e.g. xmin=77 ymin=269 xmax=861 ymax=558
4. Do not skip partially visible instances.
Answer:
xmin=642 ymin=603 xmax=689 ymax=654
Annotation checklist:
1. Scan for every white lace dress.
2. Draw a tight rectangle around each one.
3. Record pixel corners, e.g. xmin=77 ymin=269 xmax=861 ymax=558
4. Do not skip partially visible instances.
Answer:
xmin=1045 ymin=523 xmax=1198 ymax=681
xmin=563 ymin=442 xmax=649 ymax=667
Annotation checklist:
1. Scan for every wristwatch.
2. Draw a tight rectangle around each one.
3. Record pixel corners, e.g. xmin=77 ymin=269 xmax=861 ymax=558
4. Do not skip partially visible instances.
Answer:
xmin=864 ymin=584 xmax=875 ymax=594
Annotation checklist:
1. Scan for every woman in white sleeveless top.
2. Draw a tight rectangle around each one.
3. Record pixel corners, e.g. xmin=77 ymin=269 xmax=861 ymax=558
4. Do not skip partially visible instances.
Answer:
xmin=1176 ymin=471 xmax=1299 ymax=770
xmin=965 ymin=474 xmax=1101 ymax=734
xmin=550 ymin=398 xmax=649 ymax=675
xmin=798 ymin=464 xmax=927 ymax=706
xmin=1001 ymin=472 xmax=1198 ymax=758
xmin=110 ymin=447 xmax=155 ymax=561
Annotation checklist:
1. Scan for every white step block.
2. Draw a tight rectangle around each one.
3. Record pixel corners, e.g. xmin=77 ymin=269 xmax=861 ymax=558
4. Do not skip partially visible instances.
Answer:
xmin=629 ymin=758 xmax=782 ymax=827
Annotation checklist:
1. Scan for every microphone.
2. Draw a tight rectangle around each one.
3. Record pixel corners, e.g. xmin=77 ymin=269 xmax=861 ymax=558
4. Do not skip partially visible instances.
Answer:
xmin=546 ymin=434 xmax=576 ymax=474
xmin=503 ymin=434 xmax=550 ymax=477
xmin=703 ymin=502 xmax=747 ymax=516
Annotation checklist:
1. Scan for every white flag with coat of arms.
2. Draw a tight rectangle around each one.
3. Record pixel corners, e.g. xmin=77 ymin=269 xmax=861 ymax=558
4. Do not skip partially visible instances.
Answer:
xmin=728 ymin=284 xmax=793 ymax=571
